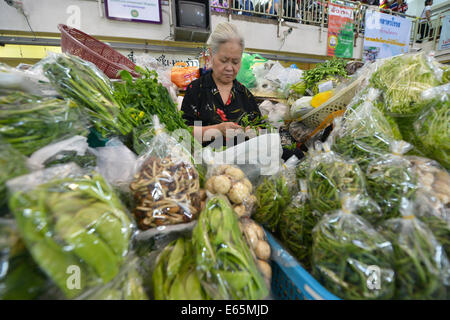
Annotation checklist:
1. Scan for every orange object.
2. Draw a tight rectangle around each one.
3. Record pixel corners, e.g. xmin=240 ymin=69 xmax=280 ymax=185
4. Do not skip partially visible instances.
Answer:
xmin=171 ymin=62 xmax=200 ymax=89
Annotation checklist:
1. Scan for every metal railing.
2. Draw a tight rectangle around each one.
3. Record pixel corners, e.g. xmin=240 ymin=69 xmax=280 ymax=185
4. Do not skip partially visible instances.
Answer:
xmin=210 ymin=0 xmax=446 ymax=48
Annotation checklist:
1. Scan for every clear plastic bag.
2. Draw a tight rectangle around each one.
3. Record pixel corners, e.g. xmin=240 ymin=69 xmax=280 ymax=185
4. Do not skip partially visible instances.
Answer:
xmin=258 ymin=100 xmax=289 ymax=129
xmin=413 ymin=84 xmax=449 ymax=170
xmin=253 ymin=156 xmax=299 ymax=232
xmin=130 ymin=117 xmax=202 ymax=230
xmin=312 ymin=194 xmax=396 ymax=300
xmin=41 ymin=53 xmax=134 ymax=138
xmin=192 ymin=195 xmax=269 ymax=300
xmin=204 ymin=163 xmax=256 ymax=219
xmin=366 ymin=141 xmax=418 ymax=220
xmin=278 ymin=179 xmax=319 ymax=271
xmin=239 ymin=217 xmax=272 ymax=290
xmin=306 ymin=142 xmax=368 ymax=215
xmin=0 ymin=89 xmax=87 ymax=156
xmin=27 ymin=135 xmax=96 ymax=171
xmin=77 ymin=255 xmax=148 ymax=300
xmin=152 ymin=236 xmax=208 ymax=300
xmin=380 ymin=199 xmax=449 ymax=299
xmin=329 ymin=87 xmax=401 ymax=171
xmin=290 ymin=96 xmax=313 ymax=120
xmin=7 ymin=164 xmax=134 ymax=299
xmin=0 ymin=140 xmax=29 ymax=209
xmin=288 ymin=121 xmax=315 ymax=144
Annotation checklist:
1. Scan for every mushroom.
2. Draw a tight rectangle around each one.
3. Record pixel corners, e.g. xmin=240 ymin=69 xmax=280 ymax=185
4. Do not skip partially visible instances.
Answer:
xmin=234 ymin=204 xmax=247 ymax=218
xmin=257 ymin=259 xmax=272 ymax=280
xmin=255 ymin=240 xmax=271 ymax=260
xmin=228 ymin=182 xmax=250 ymax=204
xmin=205 ymin=177 xmax=216 ymax=193
xmin=241 ymin=178 xmax=253 ymax=193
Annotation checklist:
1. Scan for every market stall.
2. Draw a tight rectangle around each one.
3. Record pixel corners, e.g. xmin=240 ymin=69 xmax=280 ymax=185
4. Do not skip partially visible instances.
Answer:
xmin=0 ymin=24 xmax=449 ymax=301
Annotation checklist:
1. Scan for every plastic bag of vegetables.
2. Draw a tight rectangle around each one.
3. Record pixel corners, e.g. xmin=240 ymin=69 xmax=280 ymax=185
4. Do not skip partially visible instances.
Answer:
xmin=0 ymin=218 xmax=52 ymax=300
xmin=253 ymin=155 xmax=299 ymax=232
xmin=153 ymin=236 xmax=209 ymax=300
xmin=370 ymin=52 xmax=444 ymax=116
xmin=329 ymin=88 xmax=402 ymax=171
xmin=42 ymin=53 xmax=137 ymax=138
xmin=312 ymin=194 xmax=396 ymax=300
xmin=192 ymin=196 xmax=269 ymax=300
xmin=0 ymin=140 xmax=28 ymax=210
xmin=77 ymin=255 xmax=148 ymax=300
xmin=413 ymin=84 xmax=449 ymax=169
xmin=205 ymin=163 xmax=256 ymax=219
xmin=380 ymin=199 xmax=449 ymax=299
xmin=278 ymin=180 xmax=319 ymax=271
xmin=7 ymin=163 xmax=134 ymax=299
xmin=239 ymin=217 xmax=272 ymax=289
xmin=306 ymin=142 xmax=367 ymax=215
xmin=130 ymin=116 xmax=203 ymax=230
xmin=366 ymin=141 xmax=418 ymax=221
xmin=0 ymin=90 xmax=87 ymax=156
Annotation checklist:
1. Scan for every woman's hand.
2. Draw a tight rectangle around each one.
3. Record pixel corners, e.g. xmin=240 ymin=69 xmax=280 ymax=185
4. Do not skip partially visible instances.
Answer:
xmin=217 ymin=122 xmax=242 ymax=136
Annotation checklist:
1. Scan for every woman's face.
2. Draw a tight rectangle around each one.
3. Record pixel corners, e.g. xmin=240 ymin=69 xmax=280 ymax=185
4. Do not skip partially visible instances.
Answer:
xmin=211 ymin=40 xmax=242 ymax=85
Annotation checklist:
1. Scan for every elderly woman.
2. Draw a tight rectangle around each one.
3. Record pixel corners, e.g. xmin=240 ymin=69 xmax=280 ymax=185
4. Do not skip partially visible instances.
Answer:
xmin=181 ymin=22 xmax=261 ymax=147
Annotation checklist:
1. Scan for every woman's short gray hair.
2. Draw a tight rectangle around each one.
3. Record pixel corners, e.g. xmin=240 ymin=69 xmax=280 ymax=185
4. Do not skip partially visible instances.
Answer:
xmin=207 ymin=22 xmax=245 ymax=55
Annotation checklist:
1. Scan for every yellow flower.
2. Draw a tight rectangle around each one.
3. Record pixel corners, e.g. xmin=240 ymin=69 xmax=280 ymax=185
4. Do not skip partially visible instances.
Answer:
xmin=139 ymin=111 xmax=145 ymax=119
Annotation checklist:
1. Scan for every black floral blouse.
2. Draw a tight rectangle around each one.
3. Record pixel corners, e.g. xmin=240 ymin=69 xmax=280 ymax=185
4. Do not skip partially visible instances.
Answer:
xmin=181 ymin=71 xmax=261 ymax=128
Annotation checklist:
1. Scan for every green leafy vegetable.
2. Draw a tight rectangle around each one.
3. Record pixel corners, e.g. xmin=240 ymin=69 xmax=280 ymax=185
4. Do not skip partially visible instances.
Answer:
xmin=192 ymin=196 xmax=268 ymax=300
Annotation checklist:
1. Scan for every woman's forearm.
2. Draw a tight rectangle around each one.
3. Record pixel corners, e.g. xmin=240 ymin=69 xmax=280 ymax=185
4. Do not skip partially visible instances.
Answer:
xmin=191 ymin=124 xmax=221 ymax=142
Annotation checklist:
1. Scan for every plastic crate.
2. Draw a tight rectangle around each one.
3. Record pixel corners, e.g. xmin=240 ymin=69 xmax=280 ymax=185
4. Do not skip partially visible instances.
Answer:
xmin=58 ymin=24 xmax=139 ymax=79
xmin=266 ymin=231 xmax=340 ymax=300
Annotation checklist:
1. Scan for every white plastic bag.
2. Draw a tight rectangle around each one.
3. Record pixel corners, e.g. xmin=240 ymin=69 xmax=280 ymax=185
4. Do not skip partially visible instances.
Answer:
xmin=258 ymin=100 xmax=289 ymax=129
xmin=202 ymin=133 xmax=283 ymax=179
xmin=94 ymin=138 xmax=138 ymax=190
xmin=27 ymin=135 xmax=90 ymax=171
xmin=264 ymin=62 xmax=304 ymax=92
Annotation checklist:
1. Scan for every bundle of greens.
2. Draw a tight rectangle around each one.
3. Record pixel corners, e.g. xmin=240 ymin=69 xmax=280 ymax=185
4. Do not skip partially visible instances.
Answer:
xmin=114 ymin=68 xmax=190 ymax=133
xmin=0 ymin=90 xmax=87 ymax=156
xmin=330 ymin=88 xmax=402 ymax=171
xmin=312 ymin=195 xmax=396 ymax=300
xmin=43 ymin=54 xmax=137 ymax=138
xmin=413 ymin=88 xmax=449 ymax=169
xmin=381 ymin=201 xmax=449 ymax=299
xmin=153 ymin=237 xmax=209 ymax=300
xmin=253 ymin=157 xmax=298 ymax=233
xmin=192 ymin=196 xmax=268 ymax=300
xmin=366 ymin=141 xmax=418 ymax=221
xmin=278 ymin=180 xmax=319 ymax=271
xmin=302 ymin=58 xmax=347 ymax=94
xmin=307 ymin=143 xmax=367 ymax=215
xmin=253 ymin=175 xmax=291 ymax=233
xmin=8 ymin=167 xmax=134 ymax=299
xmin=0 ymin=141 xmax=28 ymax=209
xmin=370 ymin=52 xmax=443 ymax=115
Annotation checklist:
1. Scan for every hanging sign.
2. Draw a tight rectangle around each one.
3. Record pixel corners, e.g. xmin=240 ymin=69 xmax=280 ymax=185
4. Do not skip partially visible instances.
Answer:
xmin=327 ymin=3 xmax=354 ymax=58
xmin=105 ymin=0 xmax=162 ymax=24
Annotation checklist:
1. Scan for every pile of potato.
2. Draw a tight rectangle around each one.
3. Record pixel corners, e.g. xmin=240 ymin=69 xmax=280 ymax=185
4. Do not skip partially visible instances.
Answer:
xmin=205 ymin=165 xmax=257 ymax=218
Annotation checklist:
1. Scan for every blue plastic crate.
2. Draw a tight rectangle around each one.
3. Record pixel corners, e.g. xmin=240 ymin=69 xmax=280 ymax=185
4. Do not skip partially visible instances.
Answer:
xmin=266 ymin=231 xmax=340 ymax=300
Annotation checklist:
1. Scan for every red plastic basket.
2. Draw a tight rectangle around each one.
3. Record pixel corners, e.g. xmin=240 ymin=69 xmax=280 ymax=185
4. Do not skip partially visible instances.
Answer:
xmin=58 ymin=24 xmax=139 ymax=79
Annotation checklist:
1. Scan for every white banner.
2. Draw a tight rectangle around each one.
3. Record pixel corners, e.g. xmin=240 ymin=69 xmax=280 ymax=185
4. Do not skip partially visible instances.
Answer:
xmin=363 ymin=10 xmax=412 ymax=62
xmin=105 ymin=0 xmax=161 ymax=24
xmin=438 ymin=14 xmax=450 ymax=51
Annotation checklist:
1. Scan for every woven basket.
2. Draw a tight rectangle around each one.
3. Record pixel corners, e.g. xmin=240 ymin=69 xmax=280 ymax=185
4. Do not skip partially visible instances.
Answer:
xmin=300 ymin=76 xmax=365 ymax=129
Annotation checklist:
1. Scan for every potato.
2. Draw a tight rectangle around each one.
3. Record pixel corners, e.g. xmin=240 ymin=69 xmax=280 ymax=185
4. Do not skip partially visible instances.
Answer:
xmin=228 ymin=182 xmax=250 ymax=204
xmin=252 ymin=222 xmax=265 ymax=240
xmin=213 ymin=175 xmax=232 ymax=194
xmin=257 ymin=259 xmax=272 ymax=280
xmin=255 ymin=240 xmax=271 ymax=260
xmin=216 ymin=164 xmax=231 ymax=175
xmin=225 ymin=166 xmax=245 ymax=181
xmin=243 ymin=224 xmax=259 ymax=250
